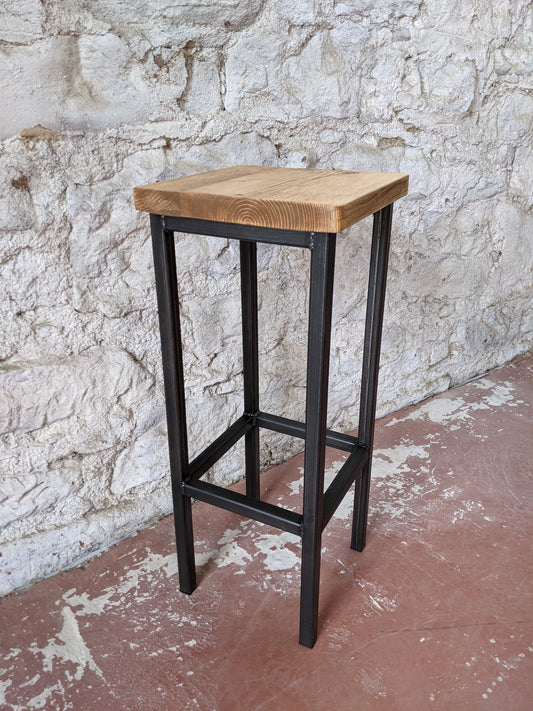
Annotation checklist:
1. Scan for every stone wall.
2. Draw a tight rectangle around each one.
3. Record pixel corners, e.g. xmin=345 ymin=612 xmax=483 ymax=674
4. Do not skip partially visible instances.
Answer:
xmin=1 ymin=0 xmax=531 ymax=595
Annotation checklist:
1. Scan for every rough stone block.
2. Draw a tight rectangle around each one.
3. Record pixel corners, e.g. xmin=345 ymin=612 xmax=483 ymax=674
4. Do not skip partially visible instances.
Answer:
xmin=0 ymin=1 xmax=44 ymax=43
xmin=0 ymin=348 xmax=151 ymax=437
xmin=111 ymin=425 xmax=168 ymax=496
xmin=283 ymin=25 xmax=365 ymax=119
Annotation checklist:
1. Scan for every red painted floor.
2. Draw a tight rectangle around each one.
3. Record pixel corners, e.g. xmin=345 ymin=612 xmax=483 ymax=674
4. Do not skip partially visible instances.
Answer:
xmin=1 ymin=355 xmax=532 ymax=711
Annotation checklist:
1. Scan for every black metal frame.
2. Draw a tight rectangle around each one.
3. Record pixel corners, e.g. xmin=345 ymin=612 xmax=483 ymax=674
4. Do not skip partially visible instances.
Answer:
xmin=150 ymin=204 xmax=394 ymax=648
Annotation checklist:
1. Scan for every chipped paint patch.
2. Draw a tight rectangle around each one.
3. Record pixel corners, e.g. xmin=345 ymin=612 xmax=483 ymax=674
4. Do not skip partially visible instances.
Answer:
xmin=63 ymin=549 xmax=179 ymax=617
xmin=472 ymin=378 xmax=523 ymax=404
xmin=14 ymin=681 xmax=67 ymax=710
xmin=253 ymin=532 xmax=300 ymax=571
xmin=214 ymin=527 xmax=254 ymax=569
xmin=288 ymin=468 xmax=304 ymax=496
xmin=386 ymin=379 xmax=523 ymax=430
xmin=0 ymin=677 xmax=13 ymax=707
xmin=31 ymin=606 xmax=103 ymax=682
xmin=372 ymin=445 xmax=430 ymax=479
xmin=215 ymin=541 xmax=254 ymax=569
xmin=386 ymin=396 xmax=472 ymax=426
xmin=362 ymin=444 xmax=433 ymax=524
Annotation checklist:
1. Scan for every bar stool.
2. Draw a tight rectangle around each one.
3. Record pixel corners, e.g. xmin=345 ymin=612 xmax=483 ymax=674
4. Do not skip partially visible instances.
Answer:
xmin=133 ymin=166 xmax=408 ymax=647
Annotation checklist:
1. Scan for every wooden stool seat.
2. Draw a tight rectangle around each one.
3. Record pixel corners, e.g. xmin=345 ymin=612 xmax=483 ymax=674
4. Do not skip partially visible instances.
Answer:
xmin=134 ymin=165 xmax=408 ymax=647
xmin=133 ymin=165 xmax=408 ymax=232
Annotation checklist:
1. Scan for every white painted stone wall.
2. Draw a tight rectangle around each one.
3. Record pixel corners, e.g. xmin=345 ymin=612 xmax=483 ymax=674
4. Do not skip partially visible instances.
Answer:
xmin=0 ymin=0 xmax=531 ymax=595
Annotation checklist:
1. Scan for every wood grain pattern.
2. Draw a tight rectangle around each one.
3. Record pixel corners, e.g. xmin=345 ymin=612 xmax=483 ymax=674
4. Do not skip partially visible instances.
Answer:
xmin=133 ymin=166 xmax=409 ymax=232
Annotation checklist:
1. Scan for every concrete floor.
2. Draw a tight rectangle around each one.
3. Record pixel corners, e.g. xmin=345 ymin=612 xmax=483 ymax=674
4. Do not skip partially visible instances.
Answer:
xmin=1 ymin=355 xmax=532 ymax=711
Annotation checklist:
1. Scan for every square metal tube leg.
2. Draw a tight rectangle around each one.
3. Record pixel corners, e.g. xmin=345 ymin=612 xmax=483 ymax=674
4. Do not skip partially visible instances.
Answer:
xmin=150 ymin=214 xmax=197 ymax=594
xmin=240 ymin=240 xmax=260 ymax=499
xmin=299 ymin=232 xmax=337 ymax=648
xmin=351 ymin=204 xmax=393 ymax=552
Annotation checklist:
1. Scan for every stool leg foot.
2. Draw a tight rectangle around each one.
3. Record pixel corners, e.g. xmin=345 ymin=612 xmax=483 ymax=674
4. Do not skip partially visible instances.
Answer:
xmin=240 ymin=240 xmax=260 ymax=500
xmin=299 ymin=232 xmax=336 ymax=648
xmin=351 ymin=205 xmax=393 ymax=552
xmin=299 ymin=558 xmax=319 ymax=648
xmin=151 ymin=214 xmax=197 ymax=594
xmin=174 ymin=494 xmax=197 ymax=594
xmin=351 ymin=461 xmax=370 ymax=552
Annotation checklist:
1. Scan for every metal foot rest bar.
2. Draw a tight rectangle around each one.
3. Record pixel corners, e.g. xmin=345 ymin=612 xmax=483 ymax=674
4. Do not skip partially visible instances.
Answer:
xmin=187 ymin=411 xmax=358 ymax=483
xmin=255 ymin=411 xmax=358 ymax=453
xmin=183 ymin=410 xmax=369 ymax=536
xmin=188 ymin=415 xmax=254 ymax=481
xmin=183 ymin=479 xmax=303 ymax=537
xmin=322 ymin=446 xmax=369 ymax=530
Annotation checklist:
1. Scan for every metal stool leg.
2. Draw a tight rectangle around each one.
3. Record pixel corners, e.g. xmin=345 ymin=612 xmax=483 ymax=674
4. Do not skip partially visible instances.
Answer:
xmin=240 ymin=240 xmax=260 ymax=499
xmin=150 ymin=215 xmax=197 ymax=594
xmin=351 ymin=205 xmax=393 ymax=552
xmin=299 ymin=232 xmax=336 ymax=648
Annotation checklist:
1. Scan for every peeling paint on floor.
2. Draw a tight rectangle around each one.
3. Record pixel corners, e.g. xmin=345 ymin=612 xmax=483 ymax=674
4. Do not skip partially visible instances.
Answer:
xmin=0 ymin=355 xmax=532 ymax=710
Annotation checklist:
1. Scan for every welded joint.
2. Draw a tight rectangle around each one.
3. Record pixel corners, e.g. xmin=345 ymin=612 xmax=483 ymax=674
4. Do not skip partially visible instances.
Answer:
xmin=243 ymin=409 xmax=259 ymax=426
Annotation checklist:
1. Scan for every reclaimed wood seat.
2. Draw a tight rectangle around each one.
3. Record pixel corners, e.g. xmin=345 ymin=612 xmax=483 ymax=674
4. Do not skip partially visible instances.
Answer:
xmin=134 ymin=165 xmax=408 ymax=232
